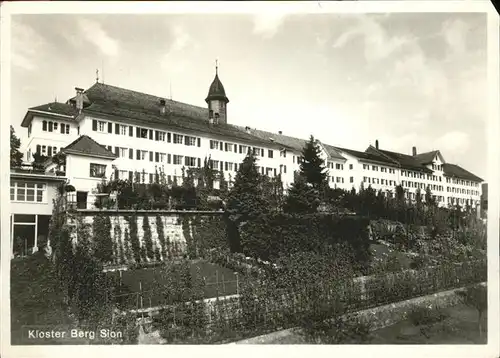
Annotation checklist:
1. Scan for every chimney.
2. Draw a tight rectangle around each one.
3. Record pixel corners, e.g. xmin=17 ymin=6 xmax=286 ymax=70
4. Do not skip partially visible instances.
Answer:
xmin=75 ymin=87 xmax=84 ymax=112
xmin=412 ymin=146 xmax=417 ymax=156
xmin=375 ymin=139 xmax=379 ymax=149
xmin=278 ymin=130 xmax=282 ymax=135
xmin=159 ymin=99 xmax=166 ymax=115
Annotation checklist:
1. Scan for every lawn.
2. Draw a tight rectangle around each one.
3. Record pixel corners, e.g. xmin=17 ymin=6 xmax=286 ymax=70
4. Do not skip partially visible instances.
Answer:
xmin=108 ymin=260 xmax=239 ymax=310
xmin=265 ymin=304 xmax=486 ymax=344
xmin=370 ymin=243 xmax=415 ymax=269
xmin=369 ymin=304 xmax=486 ymax=344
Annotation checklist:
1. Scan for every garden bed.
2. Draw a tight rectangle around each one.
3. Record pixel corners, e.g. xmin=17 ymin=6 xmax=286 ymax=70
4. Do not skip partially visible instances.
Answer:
xmin=108 ymin=260 xmax=239 ymax=310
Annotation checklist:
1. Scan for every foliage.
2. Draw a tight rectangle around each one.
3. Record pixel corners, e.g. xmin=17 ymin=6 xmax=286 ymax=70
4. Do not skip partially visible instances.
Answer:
xmin=283 ymin=174 xmax=320 ymax=214
xmin=299 ymin=135 xmax=329 ymax=191
xmin=142 ymin=216 xmax=154 ymax=261
xmin=31 ymin=152 xmax=48 ymax=171
xmin=10 ymin=125 xmax=24 ymax=168
xmin=408 ymin=304 xmax=449 ymax=327
xmin=125 ymin=215 xmax=141 ymax=263
xmin=456 ymin=284 xmax=487 ymax=337
xmin=156 ymin=215 xmax=167 ymax=260
xmin=93 ymin=214 xmax=114 ymax=264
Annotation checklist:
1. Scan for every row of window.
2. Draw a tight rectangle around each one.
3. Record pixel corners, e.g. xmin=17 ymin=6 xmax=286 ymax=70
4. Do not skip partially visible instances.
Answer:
xmin=10 ymin=181 xmax=46 ymax=202
xmin=92 ymin=120 xmax=202 ymax=147
xmin=41 ymin=120 xmax=71 ymax=135
xmin=448 ymin=197 xmax=479 ymax=205
xmin=447 ymin=187 xmax=480 ymax=196
xmin=35 ymin=145 xmax=59 ymax=158
xmin=363 ymin=164 xmax=397 ymax=174
xmin=445 ymin=177 xmax=479 ymax=187
xmin=431 ymin=164 xmax=444 ymax=171
xmin=331 ymin=176 xmax=347 ymax=183
xmin=363 ymin=177 xmax=397 ymax=186
xmin=327 ymin=163 xmax=348 ymax=170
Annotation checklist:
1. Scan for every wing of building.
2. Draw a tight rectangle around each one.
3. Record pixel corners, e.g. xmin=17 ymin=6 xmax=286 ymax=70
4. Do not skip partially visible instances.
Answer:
xmin=17 ymin=68 xmax=483 ymax=212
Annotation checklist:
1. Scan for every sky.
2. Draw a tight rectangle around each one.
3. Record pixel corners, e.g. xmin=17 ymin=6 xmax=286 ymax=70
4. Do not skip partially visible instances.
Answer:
xmin=10 ymin=12 xmax=488 ymax=179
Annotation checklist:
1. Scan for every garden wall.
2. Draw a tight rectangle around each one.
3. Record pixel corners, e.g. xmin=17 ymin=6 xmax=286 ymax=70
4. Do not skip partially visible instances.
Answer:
xmin=71 ymin=210 xmax=226 ymax=265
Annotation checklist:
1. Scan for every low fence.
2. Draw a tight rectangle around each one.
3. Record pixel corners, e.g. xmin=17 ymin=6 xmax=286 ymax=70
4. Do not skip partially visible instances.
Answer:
xmin=118 ymin=259 xmax=486 ymax=343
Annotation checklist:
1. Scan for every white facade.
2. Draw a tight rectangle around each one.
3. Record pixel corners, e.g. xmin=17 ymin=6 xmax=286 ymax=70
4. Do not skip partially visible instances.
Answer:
xmin=20 ymin=82 xmax=483 ymax=210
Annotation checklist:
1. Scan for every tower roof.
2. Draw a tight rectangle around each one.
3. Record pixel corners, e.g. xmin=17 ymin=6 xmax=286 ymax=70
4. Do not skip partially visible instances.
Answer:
xmin=205 ymin=69 xmax=229 ymax=104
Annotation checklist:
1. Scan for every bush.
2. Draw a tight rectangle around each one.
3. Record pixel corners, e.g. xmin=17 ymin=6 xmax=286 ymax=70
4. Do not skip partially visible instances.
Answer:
xmin=408 ymin=304 xmax=449 ymax=327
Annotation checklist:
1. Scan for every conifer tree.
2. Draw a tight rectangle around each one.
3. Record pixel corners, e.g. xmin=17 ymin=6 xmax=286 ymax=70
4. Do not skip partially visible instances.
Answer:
xmin=10 ymin=125 xmax=23 ymax=168
xmin=283 ymin=174 xmax=320 ymax=214
xmin=299 ymin=135 xmax=329 ymax=190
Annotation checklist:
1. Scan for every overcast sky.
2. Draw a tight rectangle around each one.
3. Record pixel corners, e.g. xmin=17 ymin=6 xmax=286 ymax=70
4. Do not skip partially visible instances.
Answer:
xmin=10 ymin=12 xmax=487 ymax=178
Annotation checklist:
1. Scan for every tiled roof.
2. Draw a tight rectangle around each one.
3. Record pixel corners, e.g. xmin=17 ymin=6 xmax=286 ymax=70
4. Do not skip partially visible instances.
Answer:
xmin=443 ymin=163 xmax=483 ymax=182
xmin=21 ymin=102 xmax=80 ymax=126
xmin=80 ymin=83 xmax=281 ymax=147
xmin=235 ymin=127 xmax=345 ymax=160
xmin=369 ymin=147 xmax=433 ymax=173
xmin=84 ymin=83 xmax=208 ymax=120
xmin=63 ymin=135 xmax=117 ymax=159
xmin=206 ymin=73 xmax=229 ymax=103
xmin=414 ymin=150 xmax=439 ymax=164
xmin=333 ymin=146 xmax=395 ymax=165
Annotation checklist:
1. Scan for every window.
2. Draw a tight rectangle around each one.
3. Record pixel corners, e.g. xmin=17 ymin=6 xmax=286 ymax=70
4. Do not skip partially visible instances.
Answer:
xmin=173 ymin=155 xmax=183 ymax=165
xmin=118 ymin=147 xmax=127 ymax=158
xmin=185 ymin=156 xmax=197 ymax=167
xmin=119 ymin=125 xmax=127 ymax=135
xmin=138 ymin=128 xmax=148 ymax=139
xmin=227 ymin=162 xmax=234 ymax=171
xmin=185 ymin=136 xmax=197 ymax=146
xmin=11 ymin=181 xmax=46 ymax=203
xmin=336 ymin=164 xmax=343 ymax=170
xmin=159 ymin=153 xmax=166 ymax=163
xmin=41 ymin=145 xmax=47 ymax=156
xmin=53 ymin=122 xmax=58 ymax=131
xmin=140 ymin=150 xmax=148 ymax=160
xmin=209 ymin=160 xmax=219 ymax=169
xmin=349 ymin=164 xmax=353 ymax=170
xmin=119 ymin=170 xmax=127 ymax=180
xmin=157 ymin=131 xmax=166 ymax=141
xmin=210 ymin=140 xmax=220 ymax=150
xmin=90 ymin=163 xmax=107 ymax=178
xmin=42 ymin=121 xmax=47 ymax=131
xmin=363 ymin=164 xmax=368 ymax=170
xmin=268 ymin=150 xmax=273 ymax=158
xmin=173 ymin=134 xmax=184 ymax=144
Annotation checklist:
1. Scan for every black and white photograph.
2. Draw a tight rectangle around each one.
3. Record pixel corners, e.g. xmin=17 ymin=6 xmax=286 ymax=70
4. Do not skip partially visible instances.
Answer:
xmin=1 ymin=1 xmax=498 ymax=357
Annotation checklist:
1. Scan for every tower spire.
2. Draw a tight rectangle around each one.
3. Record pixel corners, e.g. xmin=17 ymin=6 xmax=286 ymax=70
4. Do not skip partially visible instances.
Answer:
xmin=215 ymin=59 xmax=218 ymax=75
xmin=96 ymin=68 xmax=99 ymax=83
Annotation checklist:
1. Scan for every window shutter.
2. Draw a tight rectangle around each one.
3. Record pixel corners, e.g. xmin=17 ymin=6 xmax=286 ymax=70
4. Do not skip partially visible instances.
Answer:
xmin=42 ymin=121 xmax=47 ymax=131
xmin=197 ymin=138 xmax=201 ymax=147
xmin=115 ymin=123 xmax=119 ymax=134
xmin=155 ymin=152 xmax=159 ymax=162
xmin=115 ymin=169 xmax=119 ymax=180
xmin=239 ymin=145 xmax=242 ymax=154
xmin=36 ymin=145 xmax=41 ymax=154
xmin=220 ymin=141 xmax=223 ymax=151
xmin=108 ymin=122 xmax=112 ymax=133
xmin=184 ymin=157 xmax=189 ymax=166
xmin=185 ymin=137 xmax=189 ymax=146
xmin=129 ymin=171 xmax=133 ymax=182
xmin=149 ymin=130 xmax=153 ymax=140
xmin=91 ymin=120 xmax=97 ymax=131
xmin=48 ymin=147 xmax=52 ymax=157
xmin=129 ymin=126 xmax=133 ymax=136
xmin=129 ymin=149 xmax=133 ymax=159
xmin=149 ymin=174 xmax=153 ymax=183
xmin=233 ymin=144 xmax=237 ymax=152
xmin=115 ymin=147 xmax=119 ymax=156
xmin=220 ymin=161 xmax=223 ymax=171
xmin=136 ymin=127 xmax=140 ymax=138
xmin=149 ymin=151 xmax=153 ymax=162
xmin=136 ymin=150 xmax=140 ymax=160
xmin=155 ymin=131 xmax=158 ymax=141
xmin=167 ymin=133 xmax=171 ymax=143
xmin=261 ymin=149 xmax=264 ymax=157
xmin=60 ymin=124 xmax=64 ymax=134
xmin=225 ymin=143 xmax=228 ymax=151
xmin=197 ymin=158 xmax=201 ymax=167
xmin=210 ymin=141 xmax=214 ymax=149
xmin=225 ymin=162 xmax=228 ymax=171
xmin=167 ymin=154 xmax=171 ymax=164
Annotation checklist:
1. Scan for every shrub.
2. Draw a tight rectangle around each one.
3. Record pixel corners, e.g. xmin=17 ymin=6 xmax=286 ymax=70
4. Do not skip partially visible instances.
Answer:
xmin=408 ymin=304 xmax=449 ymax=327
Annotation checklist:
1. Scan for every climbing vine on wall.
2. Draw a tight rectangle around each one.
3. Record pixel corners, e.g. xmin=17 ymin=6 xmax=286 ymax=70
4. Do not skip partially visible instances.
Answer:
xmin=92 ymin=214 xmax=113 ymax=264
xmin=126 ymin=215 xmax=141 ymax=264
xmin=143 ymin=215 xmax=154 ymax=261
xmin=113 ymin=217 xmax=124 ymax=264
xmin=123 ymin=226 xmax=133 ymax=263
xmin=182 ymin=216 xmax=196 ymax=258
xmin=156 ymin=215 xmax=167 ymax=260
